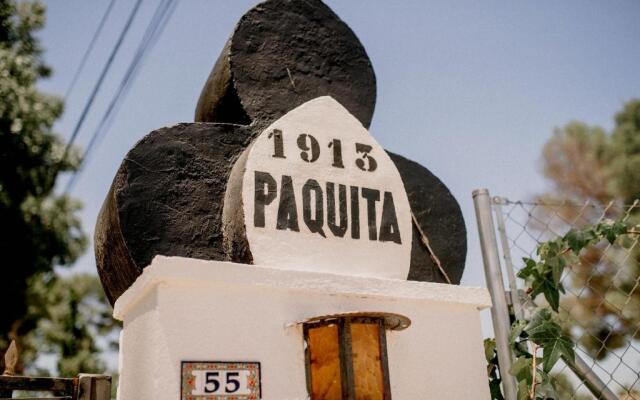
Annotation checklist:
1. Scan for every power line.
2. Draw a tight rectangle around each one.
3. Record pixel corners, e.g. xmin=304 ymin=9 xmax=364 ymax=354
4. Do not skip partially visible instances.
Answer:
xmin=80 ymin=0 xmax=177 ymax=156
xmin=60 ymin=0 xmax=144 ymax=164
xmin=64 ymin=0 xmax=118 ymax=100
xmin=64 ymin=0 xmax=180 ymax=194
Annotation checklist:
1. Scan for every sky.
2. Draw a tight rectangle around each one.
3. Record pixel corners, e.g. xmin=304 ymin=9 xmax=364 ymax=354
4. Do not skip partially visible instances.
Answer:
xmin=38 ymin=0 xmax=640 ymax=290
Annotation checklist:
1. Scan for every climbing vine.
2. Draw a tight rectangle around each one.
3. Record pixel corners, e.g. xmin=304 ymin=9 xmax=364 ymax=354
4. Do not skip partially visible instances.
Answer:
xmin=486 ymin=218 xmax=640 ymax=399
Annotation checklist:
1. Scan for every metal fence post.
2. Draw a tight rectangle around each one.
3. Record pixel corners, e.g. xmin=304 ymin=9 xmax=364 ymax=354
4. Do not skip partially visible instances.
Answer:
xmin=492 ymin=197 xmax=524 ymax=321
xmin=473 ymin=188 xmax=517 ymax=400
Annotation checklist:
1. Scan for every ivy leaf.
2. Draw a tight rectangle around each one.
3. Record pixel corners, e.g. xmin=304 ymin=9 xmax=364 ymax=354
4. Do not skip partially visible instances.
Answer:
xmin=484 ymin=338 xmax=497 ymax=362
xmin=564 ymin=229 xmax=588 ymax=253
xmin=598 ymin=220 xmax=628 ymax=244
xmin=535 ymin=370 xmax=555 ymax=398
xmin=519 ymin=258 xmax=537 ymax=279
xmin=525 ymin=309 xmax=574 ymax=372
xmin=526 ymin=309 xmax=560 ymax=345
xmin=510 ymin=356 xmax=533 ymax=383
xmin=528 ymin=272 xmax=561 ymax=311
xmin=538 ymin=240 xmax=561 ymax=258
xmin=514 ymin=339 xmax=530 ymax=357
xmin=547 ymin=256 xmax=565 ymax=286
xmin=562 ymin=228 xmax=597 ymax=254
xmin=510 ymin=320 xmax=527 ymax=343
xmin=517 ymin=379 xmax=530 ymax=400
xmin=536 ymin=383 xmax=555 ymax=399
xmin=532 ymin=278 xmax=560 ymax=312
xmin=542 ymin=334 xmax=574 ymax=372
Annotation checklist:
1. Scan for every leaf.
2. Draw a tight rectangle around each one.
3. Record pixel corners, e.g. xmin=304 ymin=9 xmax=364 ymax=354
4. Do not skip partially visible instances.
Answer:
xmin=542 ymin=280 xmax=560 ymax=312
xmin=510 ymin=356 xmax=533 ymax=383
xmin=535 ymin=370 xmax=556 ymax=398
xmin=510 ymin=320 xmax=527 ymax=344
xmin=525 ymin=310 xmax=575 ymax=372
xmin=530 ymin=278 xmax=561 ymax=311
xmin=517 ymin=379 xmax=530 ymax=400
xmin=484 ymin=338 xmax=497 ymax=362
xmin=547 ymin=256 xmax=565 ymax=286
xmin=519 ymin=258 xmax=537 ymax=279
xmin=604 ymin=229 xmax=617 ymax=244
xmin=565 ymin=227 xmax=599 ymax=252
xmin=538 ymin=241 xmax=560 ymax=258
xmin=526 ymin=309 xmax=561 ymax=345
xmin=564 ymin=229 xmax=587 ymax=253
xmin=542 ymin=334 xmax=574 ymax=372
xmin=599 ymin=219 xmax=628 ymax=244
xmin=514 ymin=340 xmax=531 ymax=357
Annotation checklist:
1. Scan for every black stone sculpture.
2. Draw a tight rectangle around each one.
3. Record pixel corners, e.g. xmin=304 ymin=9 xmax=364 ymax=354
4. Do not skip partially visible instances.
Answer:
xmin=95 ymin=0 xmax=467 ymax=306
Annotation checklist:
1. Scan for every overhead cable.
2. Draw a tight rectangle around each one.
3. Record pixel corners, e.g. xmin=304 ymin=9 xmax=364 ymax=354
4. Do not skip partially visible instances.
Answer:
xmin=64 ymin=0 xmax=118 ymax=100
xmin=64 ymin=0 xmax=179 ymax=194
xmin=60 ymin=0 xmax=144 ymax=164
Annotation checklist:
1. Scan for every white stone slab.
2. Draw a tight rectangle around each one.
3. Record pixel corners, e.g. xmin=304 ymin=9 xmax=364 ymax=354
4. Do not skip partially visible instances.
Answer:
xmin=114 ymin=256 xmax=491 ymax=400
xmin=225 ymin=96 xmax=412 ymax=279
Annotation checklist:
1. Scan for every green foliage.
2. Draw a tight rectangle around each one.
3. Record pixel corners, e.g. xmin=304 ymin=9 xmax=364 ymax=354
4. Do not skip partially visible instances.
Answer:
xmin=538 ymin=99 xmax=640 ymax=359
xmin=507 ymin=309 xmax=570 ymax=399
xmin=608 ymin=100 xmax=640 ymax=204
xmin=487 ymin=220 xmax=639 ymax=399
xmin=22 ymin=274 xmax=120 ymax=376
xmin=484 ymin=339 xmax=505 ymax=400
xmin=0 ymin=0 xmax=116 ymax=378
xmin=541 ymin=100 xmax=640 ymax=205
xmin=518 ymin=219 xmax=631 ymax=313
xmin=525 ymin=309 xmax=573 ymax=373
xmin=541 ymin=121 xmax=610 ymax=204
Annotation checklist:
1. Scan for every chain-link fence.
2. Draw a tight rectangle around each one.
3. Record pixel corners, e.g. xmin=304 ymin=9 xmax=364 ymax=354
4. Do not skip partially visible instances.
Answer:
xmin=474 ymin=189 xmax=640 ymax=400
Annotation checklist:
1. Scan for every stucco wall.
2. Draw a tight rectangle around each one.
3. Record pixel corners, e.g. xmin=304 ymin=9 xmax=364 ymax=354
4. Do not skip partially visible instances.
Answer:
xmin=114 ymin=256 xmax=491 ymax=399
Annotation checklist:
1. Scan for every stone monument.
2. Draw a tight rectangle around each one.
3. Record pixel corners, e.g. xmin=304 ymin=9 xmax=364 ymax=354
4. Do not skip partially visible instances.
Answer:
xmin=96 ymin=1 xmax=489 ymax=399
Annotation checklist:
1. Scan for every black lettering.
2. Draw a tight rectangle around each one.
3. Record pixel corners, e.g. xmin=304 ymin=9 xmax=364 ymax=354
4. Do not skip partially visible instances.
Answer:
xmin=379 ymin=192 xmax=401 ymax=244
xmin=326 ymin=182 xmax=348 ymax=237
xmin=297 ymin=134 xmax=320 ymax=163
xmin=350 ymin=186 xmax=360 ymax=239
xmin=355 ymin=143 xmax=377 ymax=172
xmin=268 ymin=129 xmax=286 ymax=158
xmin=276 ymin=175 xmax=299 ymax=232
xmin=361 ymin=187 xmax=380 ymax=241
xmin=254 ymin=171 xmax=277 ymax=228
xmin=329 ymin=139 xmax=344 ymax=168
xmin=302 ymin=179 xmax=326 ymax=237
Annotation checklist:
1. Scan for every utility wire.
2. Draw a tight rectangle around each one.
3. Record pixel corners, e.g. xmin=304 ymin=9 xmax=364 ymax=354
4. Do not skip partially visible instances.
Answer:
xmin=64 ymin=0 xmax=179 ymax=194
xmin=60 ymin=0 xmax=144 ymax=164
xmin=79 ymin=0 xmax=177 ymax=156
xmin=64 ymin=0 xmax=118 ymax=100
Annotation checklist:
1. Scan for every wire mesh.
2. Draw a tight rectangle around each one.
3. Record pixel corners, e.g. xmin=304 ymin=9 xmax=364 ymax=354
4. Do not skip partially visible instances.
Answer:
xmin=489 ymin=196 xmax=640 ymax=399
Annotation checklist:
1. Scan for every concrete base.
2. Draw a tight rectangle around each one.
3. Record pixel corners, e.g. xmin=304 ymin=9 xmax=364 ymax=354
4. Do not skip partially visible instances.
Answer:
xmin=114 ymin=256 xmax=491 ymax=399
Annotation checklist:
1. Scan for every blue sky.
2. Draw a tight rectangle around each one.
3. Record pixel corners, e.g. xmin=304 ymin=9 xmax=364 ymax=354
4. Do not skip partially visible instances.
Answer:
xmin=38 ymin=0 xmax=640 ymax=288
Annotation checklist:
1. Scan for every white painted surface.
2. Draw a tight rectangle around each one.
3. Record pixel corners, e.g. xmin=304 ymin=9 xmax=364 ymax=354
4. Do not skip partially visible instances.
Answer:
xmin=231 ymin=96 xmax=412 ymax=279
xmin=114 ymin=256 xmax=491 ymax=400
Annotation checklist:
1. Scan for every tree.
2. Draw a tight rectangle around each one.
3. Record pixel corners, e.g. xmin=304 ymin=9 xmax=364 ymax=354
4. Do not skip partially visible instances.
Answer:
xmin=608 ymin=100 xmax=640 ymax=204
xmin=0 ymin=0 xmax=117 ymax=376
xmin=24 ymin=274 xmax=118 ymax=376
xmin=485 ymin=220 xmax=639 ymax=399
xmin=534 ymin=99 xmax=640 ymax=359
